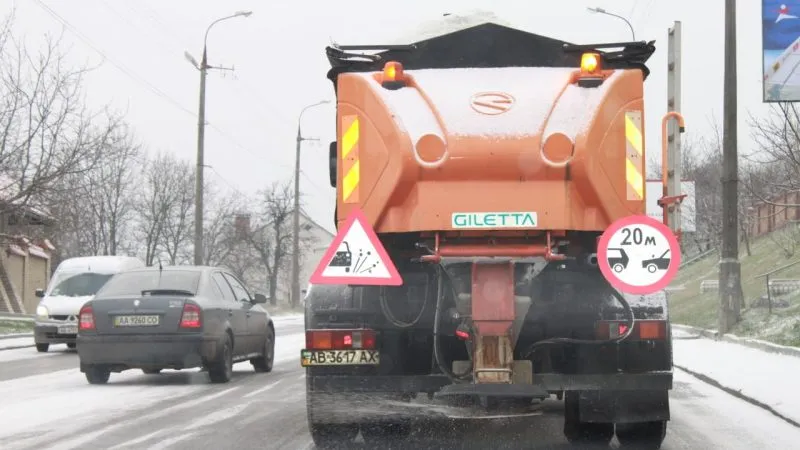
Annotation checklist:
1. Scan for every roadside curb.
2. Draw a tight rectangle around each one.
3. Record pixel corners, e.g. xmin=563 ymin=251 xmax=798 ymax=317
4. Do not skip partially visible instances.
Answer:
xmin=0 ymin=344 xmax=34 ymax=351
xmin=0 ymin=333 xmax=32 ymax=341
xmin=674 ymin=364 xmax=800 ymax=429
xmin=672 ymin=324 xmax=800 ymax=358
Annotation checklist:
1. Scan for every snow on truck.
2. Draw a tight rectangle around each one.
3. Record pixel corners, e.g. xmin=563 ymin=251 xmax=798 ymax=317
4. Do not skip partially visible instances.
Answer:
xmin=303 ymin=21 xmax=686 ymax=449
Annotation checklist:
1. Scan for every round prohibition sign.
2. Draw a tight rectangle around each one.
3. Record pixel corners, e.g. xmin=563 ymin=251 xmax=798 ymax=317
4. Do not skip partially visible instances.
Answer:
xmin=596 ymin=215 xmax=681 ymax=295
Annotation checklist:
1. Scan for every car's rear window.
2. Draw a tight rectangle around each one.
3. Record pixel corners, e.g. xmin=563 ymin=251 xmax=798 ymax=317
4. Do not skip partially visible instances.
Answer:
xmin=97 ymin=270 xmax=201 ymax=297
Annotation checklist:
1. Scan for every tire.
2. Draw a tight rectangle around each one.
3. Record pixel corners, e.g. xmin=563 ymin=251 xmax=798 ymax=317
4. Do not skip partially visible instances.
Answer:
xmin=613 ymin=264 xmax=624 ymax=273
xmin=251 ymin=326 xmax=274 ymax=373
xmin=616 ymin=420 xmax=667 ymax=449
xmin=67 ymin=343 xmax=76 ymax=349
xmin=647 ymin=264 xmax=658 ymax=273
xmin=563 ymin=392 xmax=614 ymax=445
xmin=85 ymin=366 xmax=110 ymax=385
xmin=361 ymin=421 xmax=411 ymax=446
xmin=35 ymin=343 xmax=49 ymax=353
xmin=142 ymin=368 xmax=162 ymax=375
xmin=208 ymin=334 xmax=233 ymax=383
xmin=306 ymin=384 xmax=358 ymax=448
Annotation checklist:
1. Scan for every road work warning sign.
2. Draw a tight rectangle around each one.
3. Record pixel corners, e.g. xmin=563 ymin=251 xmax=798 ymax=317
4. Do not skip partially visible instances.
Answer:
xmin=597 ymin=215 xmax=681 ymax=295
xmin=309 ymin=208 xmax=402 ymax=286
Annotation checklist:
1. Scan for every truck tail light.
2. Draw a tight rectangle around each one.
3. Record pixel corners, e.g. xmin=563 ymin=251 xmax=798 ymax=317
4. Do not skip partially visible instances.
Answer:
xmin=179 ymin=303 xmax=202 ymax=328
xmin=595 ymin=320 xmax=667 ymax=340
xmin=306 ymin=329 xmax=377 ymax=350
xmin=79 ymin=305 xmax=95 ymax=331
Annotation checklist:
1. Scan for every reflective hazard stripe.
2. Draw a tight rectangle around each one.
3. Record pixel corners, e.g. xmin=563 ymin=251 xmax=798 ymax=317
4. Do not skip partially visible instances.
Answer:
xmin=341 ymin=115 xmax=359 ymax=203
xmin=625 ymin=111 xmax=644 ymax=201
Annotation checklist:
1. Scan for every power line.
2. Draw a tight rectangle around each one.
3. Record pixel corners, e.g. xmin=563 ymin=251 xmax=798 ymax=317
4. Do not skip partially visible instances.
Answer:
xmin=31 ymin=0 xmax=197 ymax=118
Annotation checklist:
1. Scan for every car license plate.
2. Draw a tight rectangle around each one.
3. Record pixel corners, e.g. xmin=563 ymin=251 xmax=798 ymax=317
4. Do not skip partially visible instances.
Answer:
xmin=57 ymin=325 xmax=78 ymax=335
xmin=114 ymin=315 xmax=160 ymax=327
xmin=300 ymin=349 xmax=379 ymax=367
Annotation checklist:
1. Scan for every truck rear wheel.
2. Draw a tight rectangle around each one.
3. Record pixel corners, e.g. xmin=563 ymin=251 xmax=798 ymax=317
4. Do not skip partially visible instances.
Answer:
xmin=616 ymin=420 xmax=667 ymax=449
xmin=306 ymin=382 xmax=358 ymax=448
xmin=360 ymin=421 xmax=411 ymax=446
xmin=563 ymin=392 xmax=614 ymax=445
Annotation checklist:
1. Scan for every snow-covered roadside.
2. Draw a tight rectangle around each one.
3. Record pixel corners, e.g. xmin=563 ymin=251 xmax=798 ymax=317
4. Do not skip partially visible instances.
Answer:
xmin=672 ymin=326 xmax=800 ymax=426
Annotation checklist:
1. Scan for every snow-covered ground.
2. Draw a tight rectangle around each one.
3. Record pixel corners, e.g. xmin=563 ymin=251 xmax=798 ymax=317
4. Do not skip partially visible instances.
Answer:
xmin=0 ymin=319 xmax=305 ymax=449
xmin=672 ymin=326 xmax=800 ymax=425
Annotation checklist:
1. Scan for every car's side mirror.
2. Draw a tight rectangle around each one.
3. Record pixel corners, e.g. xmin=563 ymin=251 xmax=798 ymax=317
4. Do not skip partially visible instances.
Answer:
xmin=35 ymin=288 xmax=45 ymax=298
xmin=252 ymin=293 xmax=267 ymax=304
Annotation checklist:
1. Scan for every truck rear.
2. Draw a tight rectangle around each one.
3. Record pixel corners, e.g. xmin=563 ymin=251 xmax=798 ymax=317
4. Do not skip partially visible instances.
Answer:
xmin=303 ymin=22 xmax=681 ymax=449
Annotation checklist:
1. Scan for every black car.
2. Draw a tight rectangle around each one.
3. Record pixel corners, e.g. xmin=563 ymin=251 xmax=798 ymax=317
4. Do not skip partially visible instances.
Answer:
xmin=76 ymin=265 xmax=275 ymax=385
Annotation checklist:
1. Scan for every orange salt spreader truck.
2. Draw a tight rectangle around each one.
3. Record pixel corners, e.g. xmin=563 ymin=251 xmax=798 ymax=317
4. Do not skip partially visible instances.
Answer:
xmin=304 ymin=22 xmax=686 ymax=448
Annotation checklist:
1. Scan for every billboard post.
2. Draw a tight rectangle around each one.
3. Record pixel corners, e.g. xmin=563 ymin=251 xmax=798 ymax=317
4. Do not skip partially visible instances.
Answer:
xmin=762 ymin=1 xmax=800 ymax=102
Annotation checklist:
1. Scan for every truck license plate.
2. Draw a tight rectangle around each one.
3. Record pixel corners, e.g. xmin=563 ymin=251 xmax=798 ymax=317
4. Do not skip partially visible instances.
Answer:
xmin=300 ymin=349 xmax=379 ymax=367
xmin=57 ymin=325 xmax=78 ymax=335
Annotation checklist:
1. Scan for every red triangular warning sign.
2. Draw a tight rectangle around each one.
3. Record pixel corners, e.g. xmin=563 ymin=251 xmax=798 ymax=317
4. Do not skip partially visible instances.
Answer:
xmin=309 ymin=208 xmax=403 ymax=286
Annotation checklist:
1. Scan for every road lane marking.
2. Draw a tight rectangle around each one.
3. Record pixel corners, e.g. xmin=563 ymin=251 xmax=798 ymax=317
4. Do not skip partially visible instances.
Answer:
xmin=45 ymin=386 xmax=242 ymax=450
xmin=243 ymin=380 xmax=281 ymax=399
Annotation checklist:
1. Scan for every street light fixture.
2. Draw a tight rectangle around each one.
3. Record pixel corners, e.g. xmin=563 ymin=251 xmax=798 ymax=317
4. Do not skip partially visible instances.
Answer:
xmin=290 ymin=100 xmax=331 ymax=308
xmin=587 ymin=7 xmax=636 ymax=41
xmin=187 ymin=11 xmax=253 ymax=265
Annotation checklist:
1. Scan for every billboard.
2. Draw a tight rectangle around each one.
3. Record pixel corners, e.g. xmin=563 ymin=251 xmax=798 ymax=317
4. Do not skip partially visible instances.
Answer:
xmin=645 ymin=180 xmax=696 ymax=232
xmin=763 ymin=1 xmax=800 ymax=102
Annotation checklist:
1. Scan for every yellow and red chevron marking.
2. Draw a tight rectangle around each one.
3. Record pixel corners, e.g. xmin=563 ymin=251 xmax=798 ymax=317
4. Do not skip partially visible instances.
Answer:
xmin=625 ymin=111 xmax=644 ymax=201
xmin=341 ymin=115 xmax=360 ymax=203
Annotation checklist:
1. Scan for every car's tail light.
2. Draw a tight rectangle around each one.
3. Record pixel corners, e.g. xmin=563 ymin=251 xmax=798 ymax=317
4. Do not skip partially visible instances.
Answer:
xmin=179 ymin=303 xmax=201 ymax=328
xmin=595 ymin=320 xmax=667 ymax=340
xmin=306 ymin=329 xmax=376 ymax=350
xmin=79 ymin=305 xmax=95 ymax=331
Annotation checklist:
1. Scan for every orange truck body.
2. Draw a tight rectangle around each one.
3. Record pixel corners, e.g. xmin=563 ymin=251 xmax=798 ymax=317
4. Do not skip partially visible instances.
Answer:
xmin=334 ymin=61 xmax=646 ymax=237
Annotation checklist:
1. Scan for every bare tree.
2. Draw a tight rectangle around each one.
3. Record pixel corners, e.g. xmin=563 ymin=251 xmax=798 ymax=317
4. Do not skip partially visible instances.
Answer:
xmin=202 ymin=186 xmax=245 ymax=267
xmin=0 ymin=12 xmax=115 ymax=215
xmin=247 ymin=181 xmax=296 ymax=306
xmin=160 ymin=159 xmax=194 ymax=264
xmin=133 ymin=152 xmax=192 ymax=265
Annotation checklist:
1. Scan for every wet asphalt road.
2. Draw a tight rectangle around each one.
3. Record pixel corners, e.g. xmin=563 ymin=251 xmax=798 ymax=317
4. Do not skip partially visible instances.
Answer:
xmin=1 ymin=317 xmax=798 ymax=449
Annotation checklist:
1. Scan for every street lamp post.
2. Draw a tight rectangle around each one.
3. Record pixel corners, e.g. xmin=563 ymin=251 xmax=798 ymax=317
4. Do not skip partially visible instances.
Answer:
xmin=187 ymin=11 xmax=253 ymax=266
xmin=290 ymin=100 xmax=331 ymax=308
xmin=587 ymin=7 xmax=636 ymax=41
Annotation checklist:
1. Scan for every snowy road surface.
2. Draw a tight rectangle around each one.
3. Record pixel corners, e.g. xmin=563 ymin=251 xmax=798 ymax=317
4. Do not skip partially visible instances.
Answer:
xmin=1 ymin=317 xmax=798 ymax=449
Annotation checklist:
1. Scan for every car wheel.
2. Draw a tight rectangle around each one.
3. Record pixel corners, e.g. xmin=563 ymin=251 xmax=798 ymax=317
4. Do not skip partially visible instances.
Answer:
xmin=35 ymin=343 xmax=49 ymax=353
xmin=613 ymin=264 xmax=624 ymax=273
xmin=85 ymin=366 xmax=111 ymax=385
xmin=251 ymin=326 xmax=274 ymax=373
xmin=616 ymin=420 xmax=667 ymax=449
xmin=67 ymin=343 xmax=76 ymax=349
xmin=142 ymin=368 xmax=162 ymax=375
xmin=208 ymin=334 xmax=233 ymax=383
xmin=648 ymin=264 xmax=658 ymax=273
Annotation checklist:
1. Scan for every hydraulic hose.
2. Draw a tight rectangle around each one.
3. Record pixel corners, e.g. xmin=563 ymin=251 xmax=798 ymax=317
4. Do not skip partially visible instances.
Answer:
xmin=379 ymin=285 xmax=429 ymax=328
xmin=522 ymin=287 xmax=635 ymax=358
xmin=433 ymin=265 xmax=472 ymax=382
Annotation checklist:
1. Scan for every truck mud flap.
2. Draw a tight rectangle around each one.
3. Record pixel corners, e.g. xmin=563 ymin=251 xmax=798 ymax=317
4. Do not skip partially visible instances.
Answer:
xmin=577 ymin=389 xmax=670 ymax=424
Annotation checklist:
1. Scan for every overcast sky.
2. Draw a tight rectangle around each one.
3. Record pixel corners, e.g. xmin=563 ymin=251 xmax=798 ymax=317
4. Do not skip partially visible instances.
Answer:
xmin=4 ymin=0 xmax=767 ymax=232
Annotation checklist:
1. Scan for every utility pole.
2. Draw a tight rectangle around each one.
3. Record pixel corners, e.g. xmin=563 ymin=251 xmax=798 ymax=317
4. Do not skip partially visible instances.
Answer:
xmin=666 ymin=21 xmax=682 ymax=232
xmin=188 ymin=11 xmax=252 ymax=266
xmin=719 ymin=0 xmax=743 ymax=334
xmin=290 ymin=100 xmax=330 ymax=309
xmin=193 ymin=50 xmax=208 ymax=266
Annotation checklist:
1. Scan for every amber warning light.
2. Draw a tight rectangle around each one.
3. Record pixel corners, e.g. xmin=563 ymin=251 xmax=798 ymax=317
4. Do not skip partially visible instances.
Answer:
xmin=580 ymin=52 xmax=601 ymax=74
xmin=382 ymin=61 xmax=406 ymax=90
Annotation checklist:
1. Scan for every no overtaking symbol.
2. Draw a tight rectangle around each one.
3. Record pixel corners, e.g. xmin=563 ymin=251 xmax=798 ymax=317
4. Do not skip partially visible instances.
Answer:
xmin=597 ymin=215 xmax=681 ymax=295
